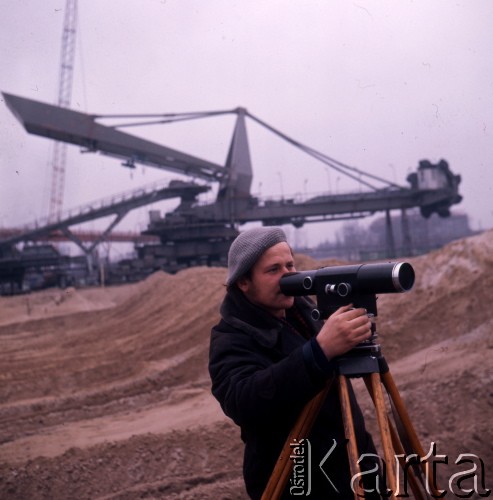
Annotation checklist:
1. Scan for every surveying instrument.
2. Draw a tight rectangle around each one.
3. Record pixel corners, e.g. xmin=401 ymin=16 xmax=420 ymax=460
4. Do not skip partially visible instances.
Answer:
xmin=262 ymin=262 xmax=441 ymax=499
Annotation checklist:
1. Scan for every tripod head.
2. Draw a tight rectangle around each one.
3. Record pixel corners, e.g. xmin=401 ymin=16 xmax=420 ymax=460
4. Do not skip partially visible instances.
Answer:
xmin=280 ymin=261 xmax=415 ymax=320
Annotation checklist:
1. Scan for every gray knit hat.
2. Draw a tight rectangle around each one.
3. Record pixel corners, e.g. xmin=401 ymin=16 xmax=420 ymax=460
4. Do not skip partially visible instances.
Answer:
xmin=226 ymin=226 xmax=288 ymax=287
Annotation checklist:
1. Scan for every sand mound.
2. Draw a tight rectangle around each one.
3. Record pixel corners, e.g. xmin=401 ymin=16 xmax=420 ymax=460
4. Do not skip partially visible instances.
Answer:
xmin=1 ymin=231 xmax=492 ymax=498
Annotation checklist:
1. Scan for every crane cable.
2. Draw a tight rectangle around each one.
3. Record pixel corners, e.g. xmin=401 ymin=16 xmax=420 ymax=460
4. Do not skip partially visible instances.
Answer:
xmin=93 ymin=108 xmax=404 ymax=191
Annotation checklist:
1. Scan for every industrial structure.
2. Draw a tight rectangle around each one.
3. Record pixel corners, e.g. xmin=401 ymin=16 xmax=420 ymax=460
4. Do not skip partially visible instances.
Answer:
xmin=48 ymin=0 xmax=78 ymax=221
xmin=1 ymin=92 xmax=462 ymax=292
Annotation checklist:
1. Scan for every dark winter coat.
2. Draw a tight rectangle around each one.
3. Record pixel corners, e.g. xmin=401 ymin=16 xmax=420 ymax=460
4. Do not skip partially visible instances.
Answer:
xmin=209 ymin=286 xmax=379 ymax=499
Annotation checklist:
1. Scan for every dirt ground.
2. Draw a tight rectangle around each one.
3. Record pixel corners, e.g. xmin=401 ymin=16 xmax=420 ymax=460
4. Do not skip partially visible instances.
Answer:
xmin=0 ymin=230 xmax=492 ymax=499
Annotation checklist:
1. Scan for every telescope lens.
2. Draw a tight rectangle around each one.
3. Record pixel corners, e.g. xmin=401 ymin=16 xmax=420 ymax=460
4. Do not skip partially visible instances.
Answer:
xmin=392 ymin=262 xmax=415 ymax=291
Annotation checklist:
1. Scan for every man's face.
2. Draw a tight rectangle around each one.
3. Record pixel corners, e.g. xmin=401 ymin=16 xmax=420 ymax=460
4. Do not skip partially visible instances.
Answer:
xmin=237 ymin=242 xmax=296 ymax=318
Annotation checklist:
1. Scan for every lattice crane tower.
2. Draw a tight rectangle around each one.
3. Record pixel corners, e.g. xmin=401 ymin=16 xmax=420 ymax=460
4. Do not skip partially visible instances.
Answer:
xmin=48 ymin=0 xmax=78 ymax=222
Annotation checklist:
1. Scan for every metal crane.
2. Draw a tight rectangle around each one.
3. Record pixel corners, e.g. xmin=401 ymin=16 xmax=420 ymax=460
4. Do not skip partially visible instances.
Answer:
xmin=2 ymin=91 xmax=462 ymax=280
xmin=48 ymin=0 xmax=78 ymax=222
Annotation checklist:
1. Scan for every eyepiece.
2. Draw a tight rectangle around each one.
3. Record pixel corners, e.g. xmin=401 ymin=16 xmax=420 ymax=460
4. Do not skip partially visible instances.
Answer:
xmin=279 ymin=271 xmax=316 ymax=295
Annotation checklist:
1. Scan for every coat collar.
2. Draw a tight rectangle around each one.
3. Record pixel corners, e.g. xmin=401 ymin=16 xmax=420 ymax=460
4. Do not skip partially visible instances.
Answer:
xmin=220 ymin=286 xmax=284 ymax=348
xmin=220 ymin=287 xmax=322 ymax=348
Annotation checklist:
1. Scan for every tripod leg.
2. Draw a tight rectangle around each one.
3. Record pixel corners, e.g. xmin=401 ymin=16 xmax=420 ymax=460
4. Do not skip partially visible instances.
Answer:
xmin=338 ymin=374 xmax=364 ymax=499
xmin=366 ymin=373 xmax=398 ymax=498
xmin=380 ymin=370 xmax=442 ymax=498
xmin=261 ymin=380 xmax=333 ymax=500
xmin=388 ymin=419 xmax=428 ymax=500
xmin=364 ymin=377 xmax=427 ymax=500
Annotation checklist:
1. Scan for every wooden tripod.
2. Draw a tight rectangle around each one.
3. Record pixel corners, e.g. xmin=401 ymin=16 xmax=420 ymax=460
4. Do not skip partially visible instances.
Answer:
xmin=261 ymin=349 xmax=441 ymax=499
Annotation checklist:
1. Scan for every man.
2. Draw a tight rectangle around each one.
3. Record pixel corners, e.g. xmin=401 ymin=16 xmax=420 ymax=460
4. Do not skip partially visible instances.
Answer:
xmin=209 ymin=226 xmax=380 ymax=499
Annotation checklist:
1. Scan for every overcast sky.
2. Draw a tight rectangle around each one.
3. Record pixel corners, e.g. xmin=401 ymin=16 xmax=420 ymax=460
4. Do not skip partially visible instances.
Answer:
xmin=1 ymin=0 xmax=492 ymax=247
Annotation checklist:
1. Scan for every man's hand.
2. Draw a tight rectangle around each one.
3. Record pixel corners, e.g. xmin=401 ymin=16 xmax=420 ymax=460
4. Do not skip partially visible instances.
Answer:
xmin=315 ymin=304 xmax=372 ymax=359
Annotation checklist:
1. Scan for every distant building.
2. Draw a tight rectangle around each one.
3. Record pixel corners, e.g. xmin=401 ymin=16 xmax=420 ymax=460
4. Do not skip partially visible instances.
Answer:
xmin=363 ymin=209 xmax=475 ymax=258
xmin=298 ymin=210 xmax=476 ymax=262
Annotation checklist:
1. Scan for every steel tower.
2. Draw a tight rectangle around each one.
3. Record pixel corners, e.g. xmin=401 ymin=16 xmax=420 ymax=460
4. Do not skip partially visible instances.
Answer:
xmin=48 ymin=0 xmax=78 ymax=222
